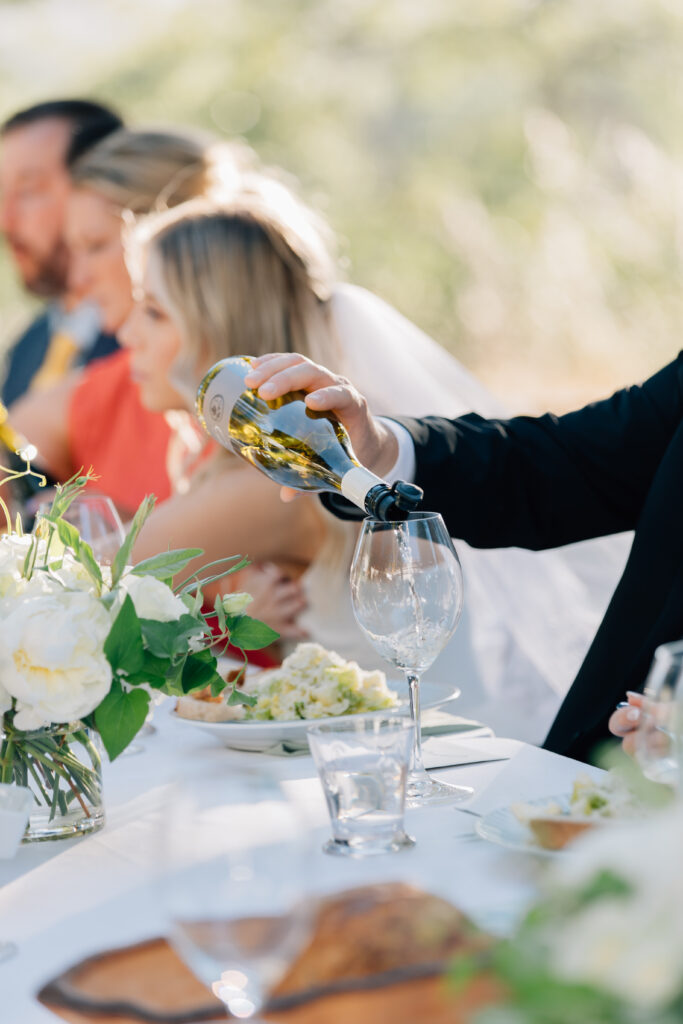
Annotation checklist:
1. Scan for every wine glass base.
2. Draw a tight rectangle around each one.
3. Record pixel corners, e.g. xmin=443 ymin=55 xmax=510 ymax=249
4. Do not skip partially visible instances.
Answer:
xmin=406 ymin=771 xmax=473 ymax=807
xmin=322 ymin=831 xmax=416 ymax=857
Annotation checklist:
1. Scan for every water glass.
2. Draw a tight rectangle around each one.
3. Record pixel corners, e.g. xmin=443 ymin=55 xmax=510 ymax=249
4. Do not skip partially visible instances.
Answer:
xmin=636 ymin=641 xmax=683 ymax=788
xmin=307 ymin=716 xmax=415 ymax=857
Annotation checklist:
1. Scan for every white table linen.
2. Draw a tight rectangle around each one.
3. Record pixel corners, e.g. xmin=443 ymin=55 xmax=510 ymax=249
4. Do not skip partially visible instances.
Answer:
xmin=0 ymin=702 xmax=603 ymax=1023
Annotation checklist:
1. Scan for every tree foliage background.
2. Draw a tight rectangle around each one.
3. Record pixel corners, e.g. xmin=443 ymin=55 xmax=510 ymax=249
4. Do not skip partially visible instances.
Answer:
xmin=2 ymin=0 xmax=683 ymax=411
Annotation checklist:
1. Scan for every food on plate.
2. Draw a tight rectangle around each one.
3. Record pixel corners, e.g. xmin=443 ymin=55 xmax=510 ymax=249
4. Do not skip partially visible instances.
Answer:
xmin=175 ymin=669 xmax=245 ymax=722
xmin=175 ymin=643 xmax=399 ymax=724
xmin=245 ymin=642 xmax=399 ymax=721
xmin=512 ymin=774 xmax=642 ymax=851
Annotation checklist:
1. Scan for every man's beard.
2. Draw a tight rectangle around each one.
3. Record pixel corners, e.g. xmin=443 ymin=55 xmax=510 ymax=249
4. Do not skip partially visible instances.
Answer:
xmin=11 ymin=236 xmax=69 ymax=298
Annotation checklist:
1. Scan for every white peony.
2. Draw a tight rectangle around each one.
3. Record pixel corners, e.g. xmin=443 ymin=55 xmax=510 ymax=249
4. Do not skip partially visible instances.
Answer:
xmin=545 ymin=804 xmax=683 ymax=1008
xmin=119 ymin=573 xmax=187 ymax=622
xmin=0 ymin=534 xmax=44 ymax=600
xmin=222 ymin=592 xmax=253 ymax=616
xmin=0 ymin=589 xmax=113 ymax=730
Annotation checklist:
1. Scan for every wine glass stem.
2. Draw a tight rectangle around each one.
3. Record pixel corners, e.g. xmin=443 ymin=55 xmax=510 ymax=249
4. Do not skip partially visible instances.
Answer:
xmin=405 ymin=671 xmax=424 ymax=773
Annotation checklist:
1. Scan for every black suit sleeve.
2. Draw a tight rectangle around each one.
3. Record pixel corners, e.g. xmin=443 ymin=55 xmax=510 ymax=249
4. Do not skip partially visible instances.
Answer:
xmin=392 ymin=354 xmax=683 ymax=550
xmin=322 ymin=354 xmax=683 ymax=550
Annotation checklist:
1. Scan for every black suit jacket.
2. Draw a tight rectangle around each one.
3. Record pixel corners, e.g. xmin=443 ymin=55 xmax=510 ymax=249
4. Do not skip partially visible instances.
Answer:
xmin=326 ymin=354 xmax=683 ymax=762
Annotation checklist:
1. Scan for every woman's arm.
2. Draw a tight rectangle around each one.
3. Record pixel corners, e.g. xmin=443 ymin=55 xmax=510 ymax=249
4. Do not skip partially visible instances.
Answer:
xmin=8 ymin=372 xmax=79 ymax=481
xmin=132 ymin=463 xmax=327 ymax=581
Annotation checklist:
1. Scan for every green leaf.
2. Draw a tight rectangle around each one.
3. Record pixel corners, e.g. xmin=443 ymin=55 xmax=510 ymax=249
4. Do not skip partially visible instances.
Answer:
xmin=227 ymin=686 xmax=257 ymax=707
xmin=76 ymin=537 xmax=103 ymax=590
xmin=95 ymin=680 xmax=150 ymax=760
xmin=125 ymin=651 xmax=174 ymax=688
xmin=131 ymin=548 xmax=204 ymax=582
xmin=227 ymin=615 xmax=279 ymax=651
xmin=181 ymin=649 xmax=223 ymax=693
xmin=104 ymin=594 xmax=145 ymax=676
xmin=54 ymin=518 xmax=103 ymax=591
xmin=213 ymin=592 xmax=227 ymax=633
xmin=111 ymin=495 xmax=156 ymax=586
xmin=139 ymin=613 xmax=205 ymax=660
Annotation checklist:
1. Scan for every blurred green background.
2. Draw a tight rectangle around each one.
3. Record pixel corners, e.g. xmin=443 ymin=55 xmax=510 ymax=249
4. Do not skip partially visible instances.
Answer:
xmin=2 ymin=0 xmax=683 ymax=412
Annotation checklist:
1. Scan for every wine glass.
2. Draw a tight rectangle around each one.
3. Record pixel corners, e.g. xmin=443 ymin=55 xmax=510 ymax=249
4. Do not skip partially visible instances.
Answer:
xmin=350 ymin=511 xmax=471 ymax=806
xmin=635 ymin=641 xmax=683 ymax=789
xmin=163 ymin=769 xmax=312 ymax=1021
xmin=60 ymin=493 xmax=126 ymax=565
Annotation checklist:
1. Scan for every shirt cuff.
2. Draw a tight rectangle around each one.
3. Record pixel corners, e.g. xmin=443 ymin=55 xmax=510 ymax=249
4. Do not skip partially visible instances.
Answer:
xmin=379 ymin=418 xmax=416 ymax=483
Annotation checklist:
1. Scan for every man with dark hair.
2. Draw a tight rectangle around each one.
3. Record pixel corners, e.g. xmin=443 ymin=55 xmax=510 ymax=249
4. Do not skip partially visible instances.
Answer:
xmin=0 ymin=99 xmax=123 ymax=406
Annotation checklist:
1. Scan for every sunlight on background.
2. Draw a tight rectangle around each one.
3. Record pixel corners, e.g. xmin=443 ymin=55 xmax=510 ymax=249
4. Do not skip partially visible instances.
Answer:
xmin=3 ymin=0 xmax=683 ymax=411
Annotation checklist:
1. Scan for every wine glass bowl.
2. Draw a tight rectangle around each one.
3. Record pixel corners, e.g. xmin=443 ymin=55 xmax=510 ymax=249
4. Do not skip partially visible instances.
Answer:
xmin=350 ymin=512 xmax=471 ymax=806
xmin=636 ymin=641 xmax=683 ymax=789
xmin=60 ymin=493 xmax=125 ymax=566
xmin=163 ymin=770 xmax=312 ymax=1020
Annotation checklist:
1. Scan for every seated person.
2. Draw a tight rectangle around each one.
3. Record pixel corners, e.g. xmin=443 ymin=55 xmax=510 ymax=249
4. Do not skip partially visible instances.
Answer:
xmin=0 ymin=99 xmax=123 ymax=406
xmin=8 ymin=126 xmax=222 ymax=517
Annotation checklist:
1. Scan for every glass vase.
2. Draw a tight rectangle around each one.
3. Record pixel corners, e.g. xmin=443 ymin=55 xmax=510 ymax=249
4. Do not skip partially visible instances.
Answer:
xmin=0 ymin=717 xmax=104 ymax=842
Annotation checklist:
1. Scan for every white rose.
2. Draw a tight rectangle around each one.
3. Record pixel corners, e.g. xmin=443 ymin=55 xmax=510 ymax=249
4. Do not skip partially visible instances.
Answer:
xmin=51 ymin=552 xmax=101 ymax=593
xmin=119 ymin=573 xmax=187 ymax=622
xmin=222 ymin=592 xmax=253 ymax=617
xmin=546 ymin=805 xmax=683 ymax=1008
xmin=0 ymin=590 xmax=112 ymax=729
xmin=0 ymin=534 xmax=43 ymax=576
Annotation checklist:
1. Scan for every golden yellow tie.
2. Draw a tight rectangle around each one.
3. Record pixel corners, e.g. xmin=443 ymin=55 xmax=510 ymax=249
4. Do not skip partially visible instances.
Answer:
xmin=30 ymin=330 xmax=80 ymax=391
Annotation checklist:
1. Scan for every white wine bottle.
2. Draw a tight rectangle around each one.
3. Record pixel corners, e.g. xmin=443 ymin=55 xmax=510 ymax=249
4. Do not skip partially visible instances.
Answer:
xmin=196 ymin=356 xmax=423 ymax=520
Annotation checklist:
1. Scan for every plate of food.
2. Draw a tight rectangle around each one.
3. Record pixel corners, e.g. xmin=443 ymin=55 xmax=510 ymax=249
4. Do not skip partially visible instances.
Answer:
xmin=174 ymin=642 xmax=459 ymax=751
xmin=475 ymin=774 xmax=642 ymax=855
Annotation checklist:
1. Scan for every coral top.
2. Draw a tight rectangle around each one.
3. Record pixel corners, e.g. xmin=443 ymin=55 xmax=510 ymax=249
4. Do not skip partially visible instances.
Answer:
xmin=67 ymin=350 xmax=173 ymax=517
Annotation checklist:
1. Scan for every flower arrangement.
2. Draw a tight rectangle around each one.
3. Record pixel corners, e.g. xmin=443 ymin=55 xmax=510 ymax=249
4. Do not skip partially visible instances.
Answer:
xmin=454 ymin=801 xmax=683 ymax=1024
xmin=0 ymin=471 xmax=277 ymax=840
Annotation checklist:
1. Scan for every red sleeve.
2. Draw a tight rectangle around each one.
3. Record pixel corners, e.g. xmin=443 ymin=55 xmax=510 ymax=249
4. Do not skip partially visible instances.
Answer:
xmin=68 ymin=350 xmax=174 ymax=518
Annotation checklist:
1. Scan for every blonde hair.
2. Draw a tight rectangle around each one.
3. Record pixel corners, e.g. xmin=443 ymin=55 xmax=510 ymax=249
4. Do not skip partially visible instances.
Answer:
xmin=141 ymin=174 xmax=342 ymax=391
xmin=69 ymin=127 xmax=227 ymax=213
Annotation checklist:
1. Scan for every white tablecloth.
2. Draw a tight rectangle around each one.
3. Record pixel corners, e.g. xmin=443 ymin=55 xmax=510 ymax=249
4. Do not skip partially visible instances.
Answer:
xmin=0 ymin=702 xmax=603 ymax=1023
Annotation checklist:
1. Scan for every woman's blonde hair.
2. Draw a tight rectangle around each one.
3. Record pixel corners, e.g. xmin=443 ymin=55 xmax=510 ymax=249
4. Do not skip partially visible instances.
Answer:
xmin=69 ymin=126 xmax=227 ymax=213
xmin=141 ymin=173 xmax=342 ymax=390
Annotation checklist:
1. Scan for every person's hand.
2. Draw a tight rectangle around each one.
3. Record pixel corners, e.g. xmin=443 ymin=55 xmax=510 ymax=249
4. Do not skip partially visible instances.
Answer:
xmin=608 ymin=691 xmax=644 ymax=757
xmin=238 ymin=562 xmax=309 ymax=641
xmin=244 ymin=354 xmax=398 ymax=503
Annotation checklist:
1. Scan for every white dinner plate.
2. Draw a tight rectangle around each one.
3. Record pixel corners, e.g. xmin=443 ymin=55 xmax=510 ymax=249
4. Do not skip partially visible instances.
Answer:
xmin=475 ymin=795 xmax=591 ymax=856
xmin=174 ymin=678 xmax=459 ymax=752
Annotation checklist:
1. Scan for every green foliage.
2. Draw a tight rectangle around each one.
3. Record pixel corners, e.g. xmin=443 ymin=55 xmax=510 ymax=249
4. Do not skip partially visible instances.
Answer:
xmin=130 ymin=547 xmax=204 ymax=584
xmin=111 ymin=495 xmax=156 ymax=586
xmin=104 ymin=594 xmax=144 ymax=677
xmin=95 ymin=680 xmax=150 ymax=761
xmin=226 ymin=614 xmax=280 ymax=651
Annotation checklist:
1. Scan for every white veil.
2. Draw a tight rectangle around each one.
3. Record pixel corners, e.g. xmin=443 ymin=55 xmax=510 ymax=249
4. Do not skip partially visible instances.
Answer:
xmin=327 ymin=283 xmax=631 ymax=742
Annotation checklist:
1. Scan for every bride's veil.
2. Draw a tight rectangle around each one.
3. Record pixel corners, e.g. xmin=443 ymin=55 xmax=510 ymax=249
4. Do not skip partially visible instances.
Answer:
xmin=331 ymin=283 xmax=631 ymax=742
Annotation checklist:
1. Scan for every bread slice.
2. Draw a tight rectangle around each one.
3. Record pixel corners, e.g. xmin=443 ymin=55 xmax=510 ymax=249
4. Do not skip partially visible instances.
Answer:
xmin=527 ymin=816 xmax=596 ymax=851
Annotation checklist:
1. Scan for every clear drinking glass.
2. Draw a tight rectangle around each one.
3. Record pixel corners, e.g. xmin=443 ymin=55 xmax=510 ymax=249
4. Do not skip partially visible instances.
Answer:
xmin=163 ymin=770 xmax=312 ymax=1021
xmin=60 ymin=493 xmax=126 ymax=565
xmin=308 ymin=717 xmax=415 ymax=857
xmin=350 ymin=512 xmax=471 ymax=806
xmin=635 ymin=641 xmax=683 ymax=789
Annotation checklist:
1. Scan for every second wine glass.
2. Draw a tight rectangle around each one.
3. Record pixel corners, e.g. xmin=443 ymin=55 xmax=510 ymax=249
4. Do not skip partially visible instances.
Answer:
xmin=350 ymin=511 xmax=471 ymax=806
xmin=60 ymin=493 xmax=126 ymax=566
